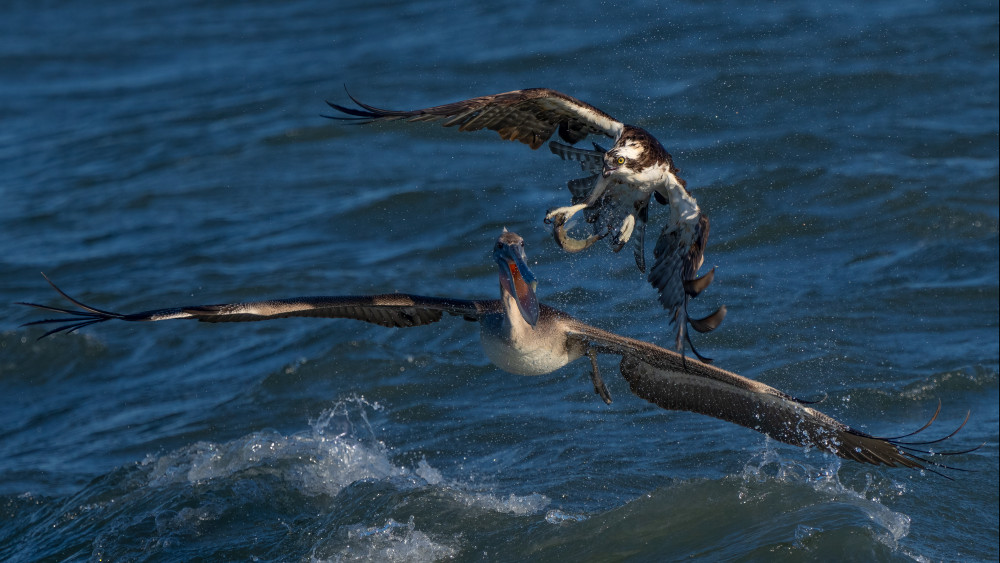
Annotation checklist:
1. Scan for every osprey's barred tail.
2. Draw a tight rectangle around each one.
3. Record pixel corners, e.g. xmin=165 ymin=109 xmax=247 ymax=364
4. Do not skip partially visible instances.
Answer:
xmin=549 ymin=141 xmax=607 ymax=174
xmin=566 ymin=175 xmax=599 ymax=204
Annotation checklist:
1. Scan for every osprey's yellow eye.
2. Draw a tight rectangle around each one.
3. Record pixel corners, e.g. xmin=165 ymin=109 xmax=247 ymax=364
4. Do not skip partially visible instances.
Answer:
xmin=616 ymin=156 xmax=625 ymax=165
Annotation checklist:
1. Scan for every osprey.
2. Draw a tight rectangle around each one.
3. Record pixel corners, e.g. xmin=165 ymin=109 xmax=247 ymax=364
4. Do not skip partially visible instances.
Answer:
xmin=325 ymin=88 xmax=724 ymax=361
xmin=18 ymin=231 xmax=974 ymax=474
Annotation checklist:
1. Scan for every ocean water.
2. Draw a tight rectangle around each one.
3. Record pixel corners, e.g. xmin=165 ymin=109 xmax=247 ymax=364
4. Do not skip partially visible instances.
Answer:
xmin=1 ymin=0 xmax=997 ymax=561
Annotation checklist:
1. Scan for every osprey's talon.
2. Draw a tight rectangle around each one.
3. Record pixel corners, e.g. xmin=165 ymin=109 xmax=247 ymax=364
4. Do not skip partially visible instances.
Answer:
xmin=547 ymin=203 xmax=600 ymax=253
xmin=545 ymin=203 xmax=588 ymax=225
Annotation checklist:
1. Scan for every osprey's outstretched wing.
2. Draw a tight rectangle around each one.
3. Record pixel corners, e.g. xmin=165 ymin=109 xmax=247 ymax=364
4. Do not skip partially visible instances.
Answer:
xmin=326 ymin=88 xmax=624 ymax=149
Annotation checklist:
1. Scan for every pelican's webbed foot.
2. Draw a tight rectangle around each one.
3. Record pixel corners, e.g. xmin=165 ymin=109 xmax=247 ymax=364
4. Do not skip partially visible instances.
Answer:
xmin=587 ymin=348 xmax=612 ymax=405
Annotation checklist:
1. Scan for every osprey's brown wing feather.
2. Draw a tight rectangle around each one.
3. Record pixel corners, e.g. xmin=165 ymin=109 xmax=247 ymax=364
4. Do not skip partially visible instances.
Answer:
xmin=647 ymin=211 xmax=726 ymax=358
xmin=326 ymin=88 xmax=624 ymax=149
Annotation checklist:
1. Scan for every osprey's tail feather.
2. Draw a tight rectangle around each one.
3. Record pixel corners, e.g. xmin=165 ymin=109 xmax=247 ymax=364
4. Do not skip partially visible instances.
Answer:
xmin=549 ymin=141 xmax=607 ymax=174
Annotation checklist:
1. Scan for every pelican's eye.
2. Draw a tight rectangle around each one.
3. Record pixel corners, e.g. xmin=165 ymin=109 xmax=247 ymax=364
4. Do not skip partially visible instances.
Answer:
xmin=616 ymin=156 xmax=625 ymax=165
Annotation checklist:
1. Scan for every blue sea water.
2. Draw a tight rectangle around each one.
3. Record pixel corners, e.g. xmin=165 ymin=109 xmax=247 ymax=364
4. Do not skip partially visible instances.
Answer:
xmin=1 ymin=0 xmax=997 ymax=560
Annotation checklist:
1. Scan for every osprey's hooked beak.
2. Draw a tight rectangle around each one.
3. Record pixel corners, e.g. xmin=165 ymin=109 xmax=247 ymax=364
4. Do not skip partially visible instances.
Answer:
xmin=494 ymin=234 xmax=539 ymax=327
xmin=602 ymin=156 xmax=617 ymax=179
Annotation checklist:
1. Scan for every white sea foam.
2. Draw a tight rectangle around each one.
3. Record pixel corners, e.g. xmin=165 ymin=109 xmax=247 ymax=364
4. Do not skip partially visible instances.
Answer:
xmin=739 ymin=438 xmax=912 ymax=548
xmin=450 ymin=490 xmax=549 ymax=515
xmin=310 ymin=516 xmax=458 ymax=563
xmin=139 ymin=397 xmax=550 ymax=559
xmin=544 ymin=509 xmax=588 ymax=524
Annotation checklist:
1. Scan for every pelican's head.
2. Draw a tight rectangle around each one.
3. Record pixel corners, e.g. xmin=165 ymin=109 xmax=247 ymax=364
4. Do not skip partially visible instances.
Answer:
xmin=493 ymin=230 xmax=539 ymax=327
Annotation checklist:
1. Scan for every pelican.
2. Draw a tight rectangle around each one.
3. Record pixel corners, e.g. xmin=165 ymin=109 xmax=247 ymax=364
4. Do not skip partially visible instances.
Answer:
xmin=325 ymin=88 xmax=725 ymax=360
xmin=19 ymin=231 xmax=971 ymax=473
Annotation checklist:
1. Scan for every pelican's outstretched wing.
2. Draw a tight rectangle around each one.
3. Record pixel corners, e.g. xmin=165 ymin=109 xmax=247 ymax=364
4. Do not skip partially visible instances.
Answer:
xmin=563 ymin=318 xmax=973 ymax=472
xmin=18 ymin=275 xmax=492 ymax=338
xmin=326 ymin=88 xmax=624 ymax=149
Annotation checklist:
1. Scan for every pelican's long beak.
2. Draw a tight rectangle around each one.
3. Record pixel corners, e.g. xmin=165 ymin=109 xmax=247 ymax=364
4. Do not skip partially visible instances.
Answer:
xmin=495 ymin=238 xmax=539 ymax=327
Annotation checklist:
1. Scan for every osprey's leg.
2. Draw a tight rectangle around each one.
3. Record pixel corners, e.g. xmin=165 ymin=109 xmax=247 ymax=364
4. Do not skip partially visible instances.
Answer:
xmin=547 ymin=203 xmax=601 ymax=252
xmin=610 ymin=214 xmax=635 ymax=252
xmin=545 ymin=202 xmax=588 ymax=225
xmin=587 ymin=348 xmax=613 ymax=405
xmin=545 ymin=177 xmax=611 ymax=252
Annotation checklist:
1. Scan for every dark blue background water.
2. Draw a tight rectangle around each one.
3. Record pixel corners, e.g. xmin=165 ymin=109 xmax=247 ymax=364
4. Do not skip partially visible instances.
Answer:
xmin=2 ymin=1 xmax=997 ymax=560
